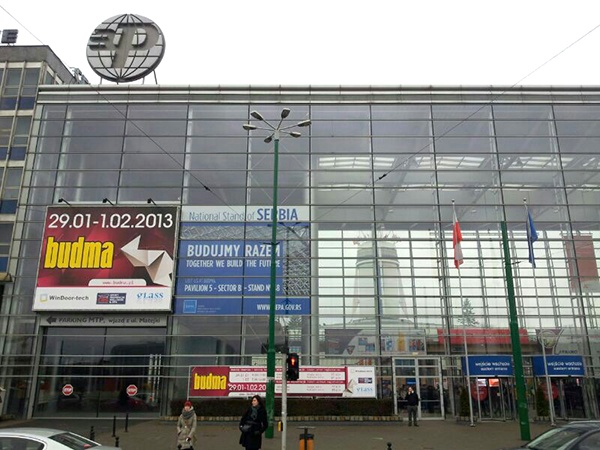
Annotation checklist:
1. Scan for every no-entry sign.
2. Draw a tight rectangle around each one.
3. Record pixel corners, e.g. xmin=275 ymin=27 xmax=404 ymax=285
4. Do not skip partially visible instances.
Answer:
xmin=62 ymin=384 xmax=73 ymax=396
xmin=126 ymin=384 xmax=138 ymax=397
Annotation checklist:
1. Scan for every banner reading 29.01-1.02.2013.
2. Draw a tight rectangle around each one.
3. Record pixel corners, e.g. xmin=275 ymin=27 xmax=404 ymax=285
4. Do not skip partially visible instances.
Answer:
xmin=34 ymin=206 xmax=178 ymax=311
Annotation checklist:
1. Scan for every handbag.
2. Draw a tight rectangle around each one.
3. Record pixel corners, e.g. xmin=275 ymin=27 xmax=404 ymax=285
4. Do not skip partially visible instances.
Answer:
xmin=240 ymin=424 xmax=252 ymax=433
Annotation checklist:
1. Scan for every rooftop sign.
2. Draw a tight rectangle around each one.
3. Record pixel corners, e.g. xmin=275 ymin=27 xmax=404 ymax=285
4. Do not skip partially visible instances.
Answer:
xmin=86 ymin=14 xmax=165 ymax=83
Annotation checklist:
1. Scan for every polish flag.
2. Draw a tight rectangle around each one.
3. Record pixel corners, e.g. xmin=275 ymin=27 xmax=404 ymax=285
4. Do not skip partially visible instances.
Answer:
xmin=452 ymin=211 xmax=464 ymax=269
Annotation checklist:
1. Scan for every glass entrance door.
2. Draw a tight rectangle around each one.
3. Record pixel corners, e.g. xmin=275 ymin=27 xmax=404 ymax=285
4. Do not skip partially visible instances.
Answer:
xmin=393 ymin=357 xmax=444 ymax=420
xmin=557 ymin=378 xmax=586 ymax=419
xmin=474 ymin=378 xmax=515 ymax=421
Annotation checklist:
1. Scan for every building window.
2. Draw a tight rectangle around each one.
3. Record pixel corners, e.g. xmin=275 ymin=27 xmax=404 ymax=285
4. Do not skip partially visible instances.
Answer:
xmin=0 ymin=97 xmax=17 ymax=110
xmin=11 ymin=116 xmax=31 ymax=157
xmin=22 ymin=68 xmax=39 ymax=95
xmin=43 ymin=71 xmax=54 ymax=85
xmin=18 ymin=97 xmax=35 ymax=110
xmin=0 ymin=117 xmax=9 ymax=158
xmin=1 ymin=68 xmax=21 ymax=110
xmin=8 ymin=147 xmax=25 ymax=160
xmin=0 ymin=200 xmax=17 ymax=214
xmin=3 ymin=167 xmax=22 ymax=199
xmin=3 ymin=68 xmax=21 ymax=95
xmin=0 ymin=222 xmax=11 ymax=272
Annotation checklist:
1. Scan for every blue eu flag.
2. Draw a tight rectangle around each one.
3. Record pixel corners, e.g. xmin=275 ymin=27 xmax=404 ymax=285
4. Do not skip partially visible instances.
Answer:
xmin=527 ymin=210 xmax=538 ymax=268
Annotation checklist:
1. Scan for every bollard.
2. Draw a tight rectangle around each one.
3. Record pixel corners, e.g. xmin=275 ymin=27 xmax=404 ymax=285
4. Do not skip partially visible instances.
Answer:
xmin=387 ymin=443 xmax=392 ymax=450
xmin=125 ymin=412 xmax=129 ymax=432
xmin=112 ymin=415 xmax=116 ymax=437
xmin=115 ymin=436 xmax=119 ymax=447
xmin=89 ymin=426 xmax=95 ymax=441
xmin=298 ymin=427 xmax=314 ymax=450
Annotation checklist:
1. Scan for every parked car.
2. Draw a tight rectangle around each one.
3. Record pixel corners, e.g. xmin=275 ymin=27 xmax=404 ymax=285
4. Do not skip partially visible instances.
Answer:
xmin=0 ymin=428 xmax=121 ymax=450
xmin=501 ymin=421 xmax=600 ymax=450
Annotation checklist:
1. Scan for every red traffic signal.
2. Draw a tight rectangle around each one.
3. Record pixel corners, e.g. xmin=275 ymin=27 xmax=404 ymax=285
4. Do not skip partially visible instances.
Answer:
xmin=286 ymin=352 xmax=300 ymax=381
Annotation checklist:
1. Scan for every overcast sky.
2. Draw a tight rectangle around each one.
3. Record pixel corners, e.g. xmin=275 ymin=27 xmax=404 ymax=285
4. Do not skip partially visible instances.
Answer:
xmin=1 ymin=1 xmax=600 ymax=86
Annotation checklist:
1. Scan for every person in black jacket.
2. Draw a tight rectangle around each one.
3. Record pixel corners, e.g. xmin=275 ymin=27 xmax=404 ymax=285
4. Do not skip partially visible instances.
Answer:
xmin=406 ymin=386 xmax=420 ymax=427
xmin=239 ymin=395 xmax=268 ymax=450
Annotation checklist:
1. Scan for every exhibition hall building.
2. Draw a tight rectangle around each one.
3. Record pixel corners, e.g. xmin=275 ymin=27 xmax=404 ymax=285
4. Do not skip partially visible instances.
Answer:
xmin=1 ymin=18 xmax=600 ymax=421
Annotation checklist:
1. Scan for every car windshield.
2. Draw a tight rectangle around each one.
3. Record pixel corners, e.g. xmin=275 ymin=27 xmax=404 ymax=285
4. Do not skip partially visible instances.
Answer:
xmin=526 ymin=427 xmax=588 ymax=450
xmin=50 ymin=432 xmax=99 ymax=449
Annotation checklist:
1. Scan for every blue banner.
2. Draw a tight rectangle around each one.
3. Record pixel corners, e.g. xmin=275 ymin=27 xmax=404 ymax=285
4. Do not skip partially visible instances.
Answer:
xmin=532 ymin=355 xmax=585 ymax=376
xmin=174 ymin=220 xmax=310 ymax=316
xmin=174 ymin=297 xmax=310 ymax=316
xmin=462 ymin=355 xmax=513 ymax=376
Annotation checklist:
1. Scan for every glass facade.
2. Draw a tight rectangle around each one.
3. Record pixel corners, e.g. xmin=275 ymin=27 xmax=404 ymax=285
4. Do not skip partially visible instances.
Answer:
xmin=3 ymin=85 xmax=600 ymax=420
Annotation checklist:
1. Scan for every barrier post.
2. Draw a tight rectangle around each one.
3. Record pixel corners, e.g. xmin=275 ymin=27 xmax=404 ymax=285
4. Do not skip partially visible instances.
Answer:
xmin=297 ymin=426 xmax=315 ymax=450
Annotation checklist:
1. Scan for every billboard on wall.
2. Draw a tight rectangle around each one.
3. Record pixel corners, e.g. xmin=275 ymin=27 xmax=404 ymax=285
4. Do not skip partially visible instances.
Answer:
xmin=34 ymin=206 xmax=178 ymax=311
xmin=325 ymin=328 xmax=426 ymax=356
xmin=175 ymin=206 xmax=310 ymax=315
xmin=437 ymin=328 xmax=528 ymax=345
xmin=189 ymin=365 xmax=376 ymax=398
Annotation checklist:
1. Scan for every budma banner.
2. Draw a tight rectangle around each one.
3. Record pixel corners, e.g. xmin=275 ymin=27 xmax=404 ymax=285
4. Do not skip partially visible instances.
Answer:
xmin=189 ymin=365 xmax=376 ymax=398
xmin=34 ymin=206 xmax=178 ymax=311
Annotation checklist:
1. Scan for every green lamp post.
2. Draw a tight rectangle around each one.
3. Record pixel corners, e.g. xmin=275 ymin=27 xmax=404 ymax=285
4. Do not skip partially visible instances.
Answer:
xmin=243 ymin=109 xmax=311 ymax=438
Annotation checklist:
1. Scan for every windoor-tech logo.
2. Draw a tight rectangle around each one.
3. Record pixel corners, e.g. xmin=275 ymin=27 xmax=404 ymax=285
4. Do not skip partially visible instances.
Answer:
xmin=87 ymin=14 xmax=166 ymax=83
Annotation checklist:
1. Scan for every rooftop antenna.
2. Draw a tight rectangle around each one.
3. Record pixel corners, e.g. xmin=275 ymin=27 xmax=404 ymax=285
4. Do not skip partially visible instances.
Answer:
xmin=71 ymin=68 xmax=89 ymax=85
xmin=1 ymin=29 xmax=18 ymax=45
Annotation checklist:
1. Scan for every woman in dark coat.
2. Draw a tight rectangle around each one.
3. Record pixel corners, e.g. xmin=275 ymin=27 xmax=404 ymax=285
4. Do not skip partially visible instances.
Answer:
xmin=239 ymin=395 xmax=268 ymax=450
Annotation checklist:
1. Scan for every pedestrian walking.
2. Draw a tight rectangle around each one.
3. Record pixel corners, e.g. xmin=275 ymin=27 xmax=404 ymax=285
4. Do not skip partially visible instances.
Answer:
xmin=239 ymin=395 xmax=268 ymax=450
xmin=406 ymin=387 xmax=420 ymax=427
xmin=177 ymin=400 xmax=197 ymax=449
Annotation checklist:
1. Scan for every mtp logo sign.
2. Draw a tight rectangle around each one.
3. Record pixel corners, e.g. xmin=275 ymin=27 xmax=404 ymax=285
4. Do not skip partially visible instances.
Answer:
xmin=87 ymin=14 xmax=166 ymax=83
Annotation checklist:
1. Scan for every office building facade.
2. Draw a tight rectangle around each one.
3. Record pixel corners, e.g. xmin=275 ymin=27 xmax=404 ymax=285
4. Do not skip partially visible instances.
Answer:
xmin=2 ymin=80 xmax=600 ymax=420
xmin=0 ymin=45 xmax=75 ymax=416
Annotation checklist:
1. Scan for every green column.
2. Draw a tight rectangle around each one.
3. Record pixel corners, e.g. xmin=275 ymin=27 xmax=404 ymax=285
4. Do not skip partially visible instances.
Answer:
xmin=265 ymin=136 xmax=280 ymax=439
xmin=501 ymin=221 xmax=531 ymax=441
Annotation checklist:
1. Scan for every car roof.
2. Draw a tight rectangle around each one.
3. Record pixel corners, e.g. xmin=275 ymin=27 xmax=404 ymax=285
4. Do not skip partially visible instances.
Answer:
xmin=565 ymin=421 xmax=600 ymax=428
xmin=0 ymin=428 xmax=77 ymax=437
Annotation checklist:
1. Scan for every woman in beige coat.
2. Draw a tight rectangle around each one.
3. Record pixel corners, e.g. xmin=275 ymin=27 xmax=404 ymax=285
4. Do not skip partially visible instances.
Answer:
xmin=177 ymin=400 xmax=197 ymax=450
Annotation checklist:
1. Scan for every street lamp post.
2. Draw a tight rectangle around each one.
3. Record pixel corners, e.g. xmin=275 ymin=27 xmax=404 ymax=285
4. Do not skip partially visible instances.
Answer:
xmin=243 ymin=109 xmax=310 ymax=439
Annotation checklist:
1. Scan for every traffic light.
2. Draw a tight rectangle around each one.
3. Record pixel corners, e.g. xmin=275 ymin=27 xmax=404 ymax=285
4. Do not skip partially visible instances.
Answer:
xmin=286 ymin=352 xmax=300 ymax=381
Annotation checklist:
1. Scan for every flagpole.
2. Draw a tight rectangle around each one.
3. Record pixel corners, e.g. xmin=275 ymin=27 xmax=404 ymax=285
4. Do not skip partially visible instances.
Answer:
xmin=453 ymin=200 xmax=475 ymax=427
xmin=525 ymin=199 xmax=555 ymax=426
xmin=458 ymin=270 xmax=475 ymax=426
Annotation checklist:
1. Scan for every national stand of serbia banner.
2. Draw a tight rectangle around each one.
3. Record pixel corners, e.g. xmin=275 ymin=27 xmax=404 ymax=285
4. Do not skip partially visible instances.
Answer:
xmin=34 ymin=206 xmax=178 ymax=311
xmin=189 ymin=365 xmax=376 ymax=398
xmin=175 ymin=206 xmax=310 ymax=315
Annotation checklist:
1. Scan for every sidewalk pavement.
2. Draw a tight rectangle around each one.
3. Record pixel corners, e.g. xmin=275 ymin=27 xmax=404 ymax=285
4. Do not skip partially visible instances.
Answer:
xmin=2 ymin=417 xmax=555 ymax=450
